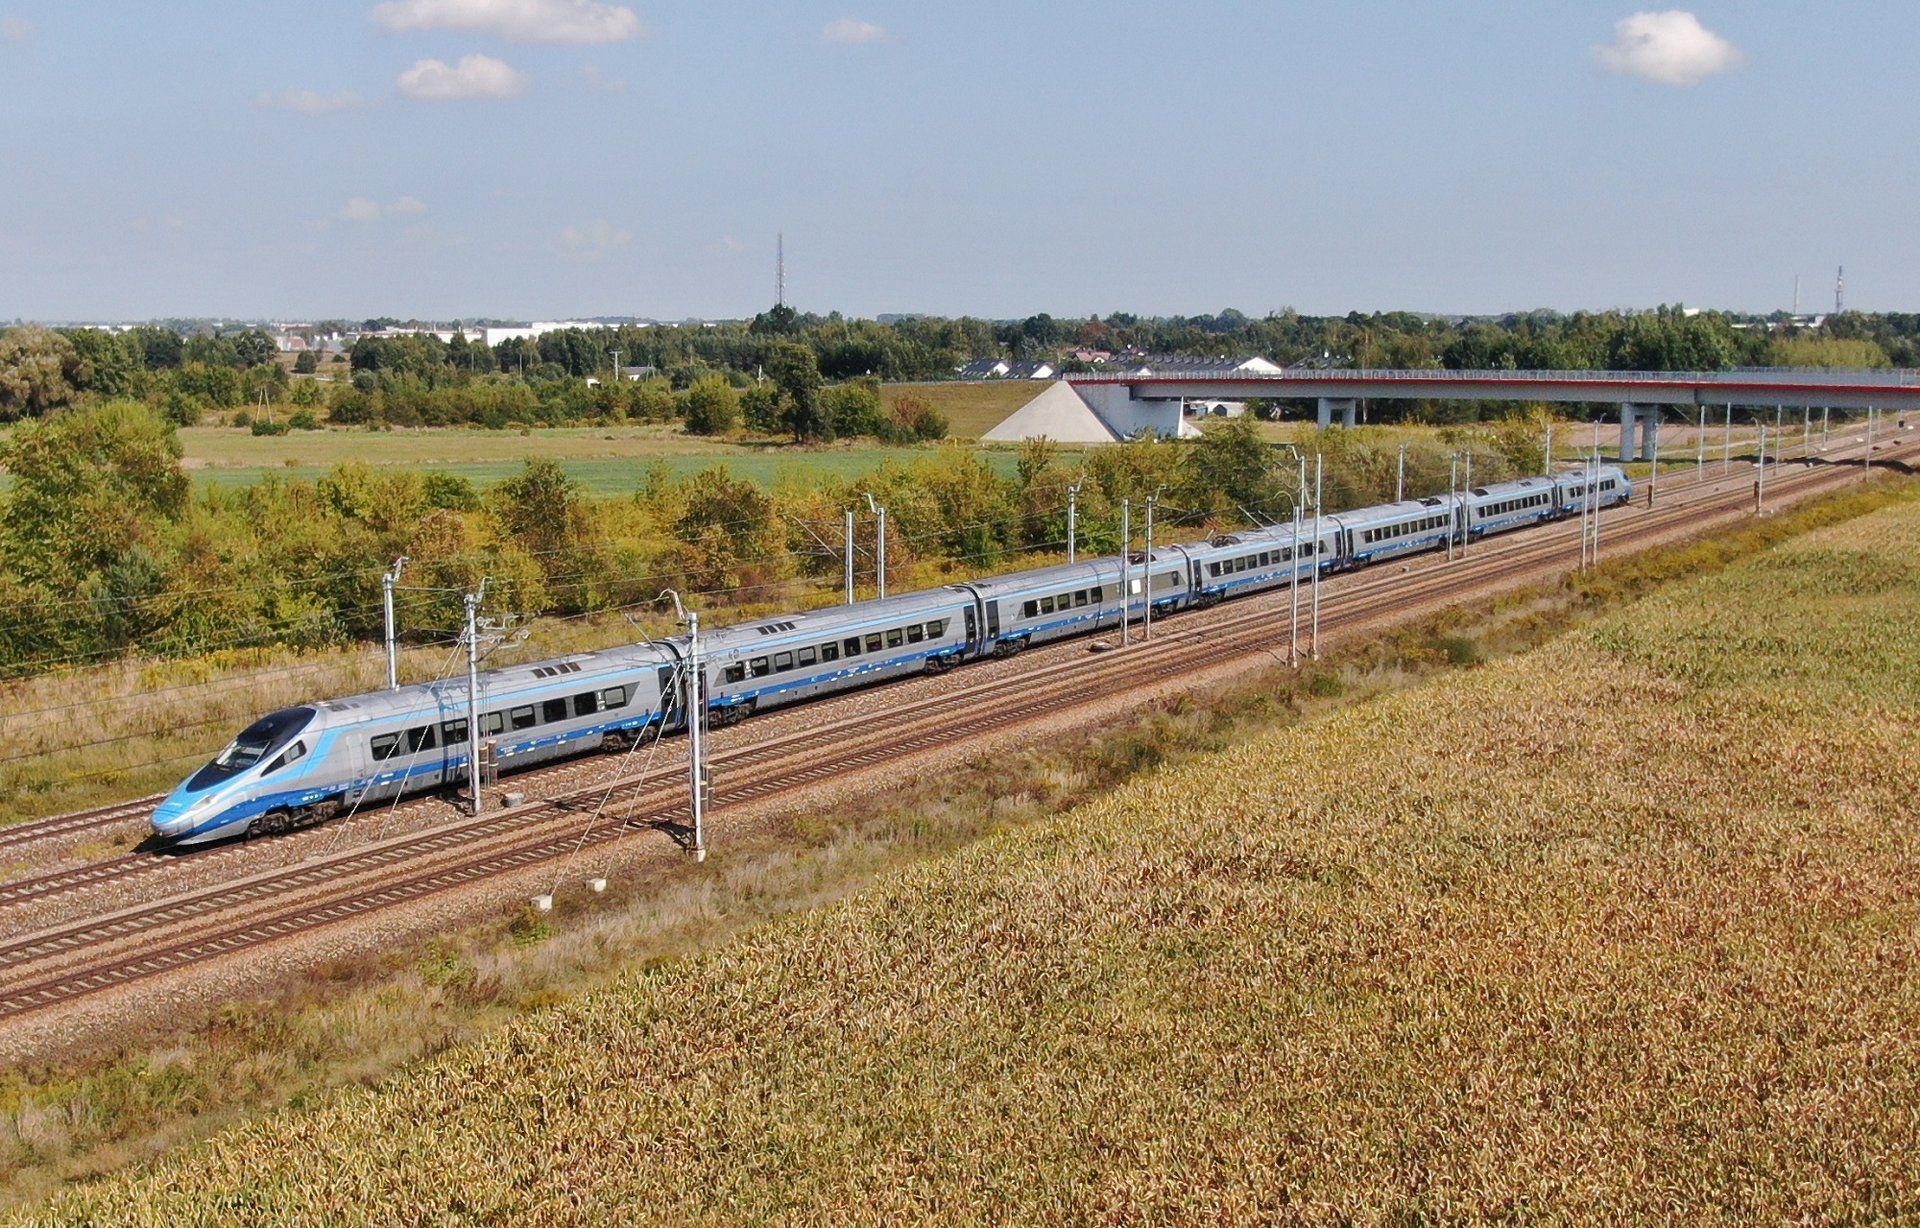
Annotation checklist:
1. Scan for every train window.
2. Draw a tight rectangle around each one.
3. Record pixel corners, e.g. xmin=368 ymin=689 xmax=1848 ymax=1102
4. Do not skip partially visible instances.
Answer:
xmin=928 ymin=619 xmax=946 ymax=637
xmin=821 ymin=643 xmax=840 ymax=662
xmin=1091 ymin=586 xmax=1104 ymax=602
xmin=723 ymin=663 xmax=745 ymax=684
xmin=602 ymin=686 xmax=628 ymax=709
xmin=1073 ymin=591 xmax=1088 ymax=608
xmin=798 ymin=646 xmax=817 ymax=666
xmin=371 ymin=732 xmax=401 ymax=761
xmin=1037 ymin=596 xmax=1052 ymax=614
xmin=483 ymin=712 xmax=506 ymax=736
xmin=773 ymin=651 xmax=794 ymax=672
xmin=905 ymin=624 xmax=924 ymax=643
xmin=572 ymin=692 xmax=599 ymax=717
xmin=865 ymin=633 xmax=883 ymax=653
xmin=1128 ymin=577 xmax=1142 ymax=596
xmin=441 ymin=718 xmax=468 ymax=744
xmin=749 ymin=657 xmax=771 ymax=678
xmin=1207 ymin=563 xmax=1221 ymax=577
xmin=542 ymin=698 xmax=569 ymax=724
xmin=1021 ymin=599 xmax=1037 ymax=618
xmin=510 ymin=706 xmax=536 ymax=730
xmin=406 ymin=724 xmax=438 ymax=754
xmin=845 ymin=637 xmax=862 ymax=657
xmin=886 ymin=628 xmax=904 ymax=648
xmin=261 ymin=740 xmax=306 ymax=775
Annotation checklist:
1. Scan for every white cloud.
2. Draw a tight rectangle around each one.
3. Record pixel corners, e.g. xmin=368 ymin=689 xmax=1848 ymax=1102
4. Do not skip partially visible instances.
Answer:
xmin=339 ymin=196 xmax=430 ymax=222
xmin=558 ymin=220 xmax=633 ymax=255
xmin=255 ymin=88 xmax=364 ymax=115
xmin=822 ymin=18 xmax=889 ymax=45
xmin=1595 ymin=10 xmax=1743 ymax=87
xmin=396 ymin=54 xmax=530 ymax=100
xmin=374 ymin=0 xmax=642 ymax=43
xmin=1 ymin=17 xmax=31 ymax=42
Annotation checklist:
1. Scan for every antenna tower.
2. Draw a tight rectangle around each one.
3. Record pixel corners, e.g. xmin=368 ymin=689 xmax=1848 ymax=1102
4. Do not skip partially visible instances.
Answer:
xmin=1835 ymin=265 xmax=1845 ymax=314
xmin=776 ymin=233 xmax=786 ymax=307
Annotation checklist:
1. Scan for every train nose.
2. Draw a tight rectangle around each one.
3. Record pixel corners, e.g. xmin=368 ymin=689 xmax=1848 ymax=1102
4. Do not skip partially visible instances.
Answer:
xmin=152 ymin=789 xmax=222 ymax=839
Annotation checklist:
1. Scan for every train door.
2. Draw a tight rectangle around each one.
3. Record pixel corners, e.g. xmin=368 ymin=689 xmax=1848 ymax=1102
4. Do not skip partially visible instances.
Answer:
xmin=658 ymin=663 xmax=683 ymax=731
xmin=963 ymin=605 xmax=978 ymax=654
xmin=985 ymin=600 xmax=1000 ymax=645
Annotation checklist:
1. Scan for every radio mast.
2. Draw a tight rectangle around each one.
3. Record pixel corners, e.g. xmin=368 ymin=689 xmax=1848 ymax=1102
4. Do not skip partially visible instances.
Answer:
xmin=776 ymin=233 xmax=786 ymax=307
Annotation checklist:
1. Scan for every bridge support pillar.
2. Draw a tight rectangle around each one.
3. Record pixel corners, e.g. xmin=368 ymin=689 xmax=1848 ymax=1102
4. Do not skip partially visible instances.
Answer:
xmin=1318 ymin=397 xmax=1358 ymax=429
xmin=1619 ymin=403 xmax=1660 ymax=462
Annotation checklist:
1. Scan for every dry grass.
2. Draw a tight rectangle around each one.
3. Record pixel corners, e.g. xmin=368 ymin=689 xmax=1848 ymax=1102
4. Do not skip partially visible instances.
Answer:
xmin=881 ymin=380 xmax=1045 ymax=439
xmin=13 ymin=494 xmax=1920 ymax=1221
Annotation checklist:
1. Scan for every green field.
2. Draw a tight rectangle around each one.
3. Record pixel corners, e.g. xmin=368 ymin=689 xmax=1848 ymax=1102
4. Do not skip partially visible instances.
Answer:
xmin=26 ymin=499 xmax=1920 ymax=1222
xmin=171 ymin=426 xmax=1037 ymax=496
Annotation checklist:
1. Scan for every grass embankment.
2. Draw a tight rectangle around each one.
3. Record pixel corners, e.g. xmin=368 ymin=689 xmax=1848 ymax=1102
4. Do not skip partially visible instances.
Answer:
xmin=11 ymin=489 xmax=1919 ymax=1221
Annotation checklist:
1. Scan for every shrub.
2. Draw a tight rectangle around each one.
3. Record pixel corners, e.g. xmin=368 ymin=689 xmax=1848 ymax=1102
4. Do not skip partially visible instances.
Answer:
xmin=249 ymin=418 xmax=290 ymax=437
xmin=287 ymin=410 xmax=320 ymax=431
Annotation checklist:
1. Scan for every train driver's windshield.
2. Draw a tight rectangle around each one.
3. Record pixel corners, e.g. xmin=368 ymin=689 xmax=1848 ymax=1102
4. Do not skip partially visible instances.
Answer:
xmin=188 ymin=707 xmax=316 ymax=791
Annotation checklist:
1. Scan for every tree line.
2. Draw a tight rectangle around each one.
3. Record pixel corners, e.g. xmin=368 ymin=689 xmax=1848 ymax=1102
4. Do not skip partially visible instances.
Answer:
xmin=2 ymin=305 xmax=1913 ymax=431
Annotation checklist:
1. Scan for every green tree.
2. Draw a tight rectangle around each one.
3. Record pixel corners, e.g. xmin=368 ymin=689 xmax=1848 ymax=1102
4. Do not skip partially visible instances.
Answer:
xmin=1182 ymin=415 xmax=1282 ymax=517
xmin=768 ymin=342 xmax=825 ymax=441
xmin=740 ymin=384 xmax=782 ymax=433
xmin=293 ymin=350 xmax=319 ymax=374
xmin=681 ymin=376 xmax=740 ymax=435
xmin=0 ymin=326 xmax=86 ymax=420
xmin=0 ymin=401 xmax=189 ymax=587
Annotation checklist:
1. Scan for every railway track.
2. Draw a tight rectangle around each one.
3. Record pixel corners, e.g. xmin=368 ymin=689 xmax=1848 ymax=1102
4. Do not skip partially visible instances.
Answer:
xmin=0 ymin=796 xmax=164 ymax=859
xmin=1 ymin=439 xmax=1910 ymax=1023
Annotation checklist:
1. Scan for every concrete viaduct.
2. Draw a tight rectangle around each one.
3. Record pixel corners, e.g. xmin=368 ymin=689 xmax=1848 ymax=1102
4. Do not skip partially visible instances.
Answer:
xmin=1065 ymin=368 xmax=1920 ymax=459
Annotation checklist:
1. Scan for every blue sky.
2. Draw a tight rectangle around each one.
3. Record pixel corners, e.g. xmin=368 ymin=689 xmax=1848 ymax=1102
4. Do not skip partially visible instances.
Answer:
xmin=0 ymin=2 xmax=1911 ymax=321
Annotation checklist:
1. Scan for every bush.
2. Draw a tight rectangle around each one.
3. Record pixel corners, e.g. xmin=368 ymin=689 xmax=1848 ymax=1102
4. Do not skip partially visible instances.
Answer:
xmin=740 ymin=385 xmax=783 ymax=433
xmin=160 ymin=391 xmax=205 ymax=427
xmin=680 ymin=376 xmax=740 ymax=435
xmin=249 ymin=418 xmax=290 ymax=436
xmin=288 ymin=409 xmax=321 ymax=431
xmin=292 ymin=351 xmax=318 ymax=374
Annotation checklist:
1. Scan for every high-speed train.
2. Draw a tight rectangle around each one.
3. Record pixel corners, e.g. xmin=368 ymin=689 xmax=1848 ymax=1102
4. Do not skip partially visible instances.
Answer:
xmin=152 ymin=464 xmax=1630 ymax=844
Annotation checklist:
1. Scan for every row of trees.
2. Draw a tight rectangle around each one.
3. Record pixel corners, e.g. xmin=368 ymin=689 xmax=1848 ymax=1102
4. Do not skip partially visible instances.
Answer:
xmin=0 ymin=405 xmax=1537 ymax=679
xmin=9 ymin=305 xmax=1917 ymax=427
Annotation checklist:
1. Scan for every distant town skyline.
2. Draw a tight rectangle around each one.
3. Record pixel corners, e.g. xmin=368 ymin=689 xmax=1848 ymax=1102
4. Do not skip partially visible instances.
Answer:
xmin=1 ymin=2 xmax=1912 ymax=321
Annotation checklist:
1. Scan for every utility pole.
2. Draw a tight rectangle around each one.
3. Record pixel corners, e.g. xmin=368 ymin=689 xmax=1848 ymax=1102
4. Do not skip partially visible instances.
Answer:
xmin=1543 ymin=425 xmax=1553 ymax=478
xmin=1866 ymin=407 xmax=1875 ymax=475
xmin=1589 ymin=450 xmax=1602 ymax=565
xmin=686 ymin=609 xmax=707 ymax=862
xmin=1289 ymin=478 xmax=1303 ymax=668
xmin=1802 ymin=406 xmax=1811 ymax=464
xmin=463 ymin=578 xmax=489 ymax=817
xmin=661 ymin=590 xmax=708 ymax=862
xmin=1395 ymin=443 xmax=1406 ymax=502
xmin=1447 ymin=453 xmax=1457 ymax=562
xmin=843 ymin=509 xmax=855 ymax=603
xmin=1648 ymin=418 xmax=1659 ymax=508
xmin=608 ymin=348 xmax=621 ymax=392
xmin=1724 ymin=404 xmax=1734 ymax=475
xmin=382 ymin=555 xmax=408 ymax=690
xmin=1696 ymin=407 xmax=1706 ymax=480
xmin=1120 ymin=499 xmax=1131 ymax=649
xmin=864 ymin=493 xmax=887 ymax=599
xmin=1822 ymin=405 xmax=1831 ymax=448
xmin=1067 ymin=479 xmax=1083 ymax=563
xmin=1143 ymin=492 xmax=1157 ymax=641
xmin=1310 ymin=454 xmax=1323 ymax=661
xmin=1460 ymin=451 xmax=1472 ymax=558
xmin=1756 ymin=423 xmax=1769 ymax=511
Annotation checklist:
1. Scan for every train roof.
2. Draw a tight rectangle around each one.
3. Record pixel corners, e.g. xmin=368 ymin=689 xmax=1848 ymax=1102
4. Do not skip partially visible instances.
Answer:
xmin=1464 ymin=474 xmax=1558 ymax=500
xmin=307 ymin=639 xmax=675 ymax=724
xmin=1329 ymin=494 xmax=1458 ymax=530
xmin=957 ymin=557 xmax=1119 ymax=599
xmin=688 ymin=587 xmax=972 ymax=655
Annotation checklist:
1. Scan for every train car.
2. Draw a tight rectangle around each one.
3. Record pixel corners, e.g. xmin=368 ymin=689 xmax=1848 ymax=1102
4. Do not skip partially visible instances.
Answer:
xmin=151 ymin=642 xmax=679 ymax=845
xmin=953 ymin=558 xmax=1121 ymax=656
xmin=1330 ymin=495 xmax=1461 ymax=568
xmin=1462 ymin=475 xmax=1559 ymax=541
xmin=1181 ymin=519 xmax=1340 ymax=605
xmin=691 ymin=588 xmax=977 ymax=722
xmin=1551 ymin=463 xmax=1633 ymax=516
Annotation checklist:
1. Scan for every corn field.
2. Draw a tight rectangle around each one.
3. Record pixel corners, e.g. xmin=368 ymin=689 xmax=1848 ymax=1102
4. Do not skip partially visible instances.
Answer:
xmin=16 ymin=504 xmax=1920 ymax=1224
